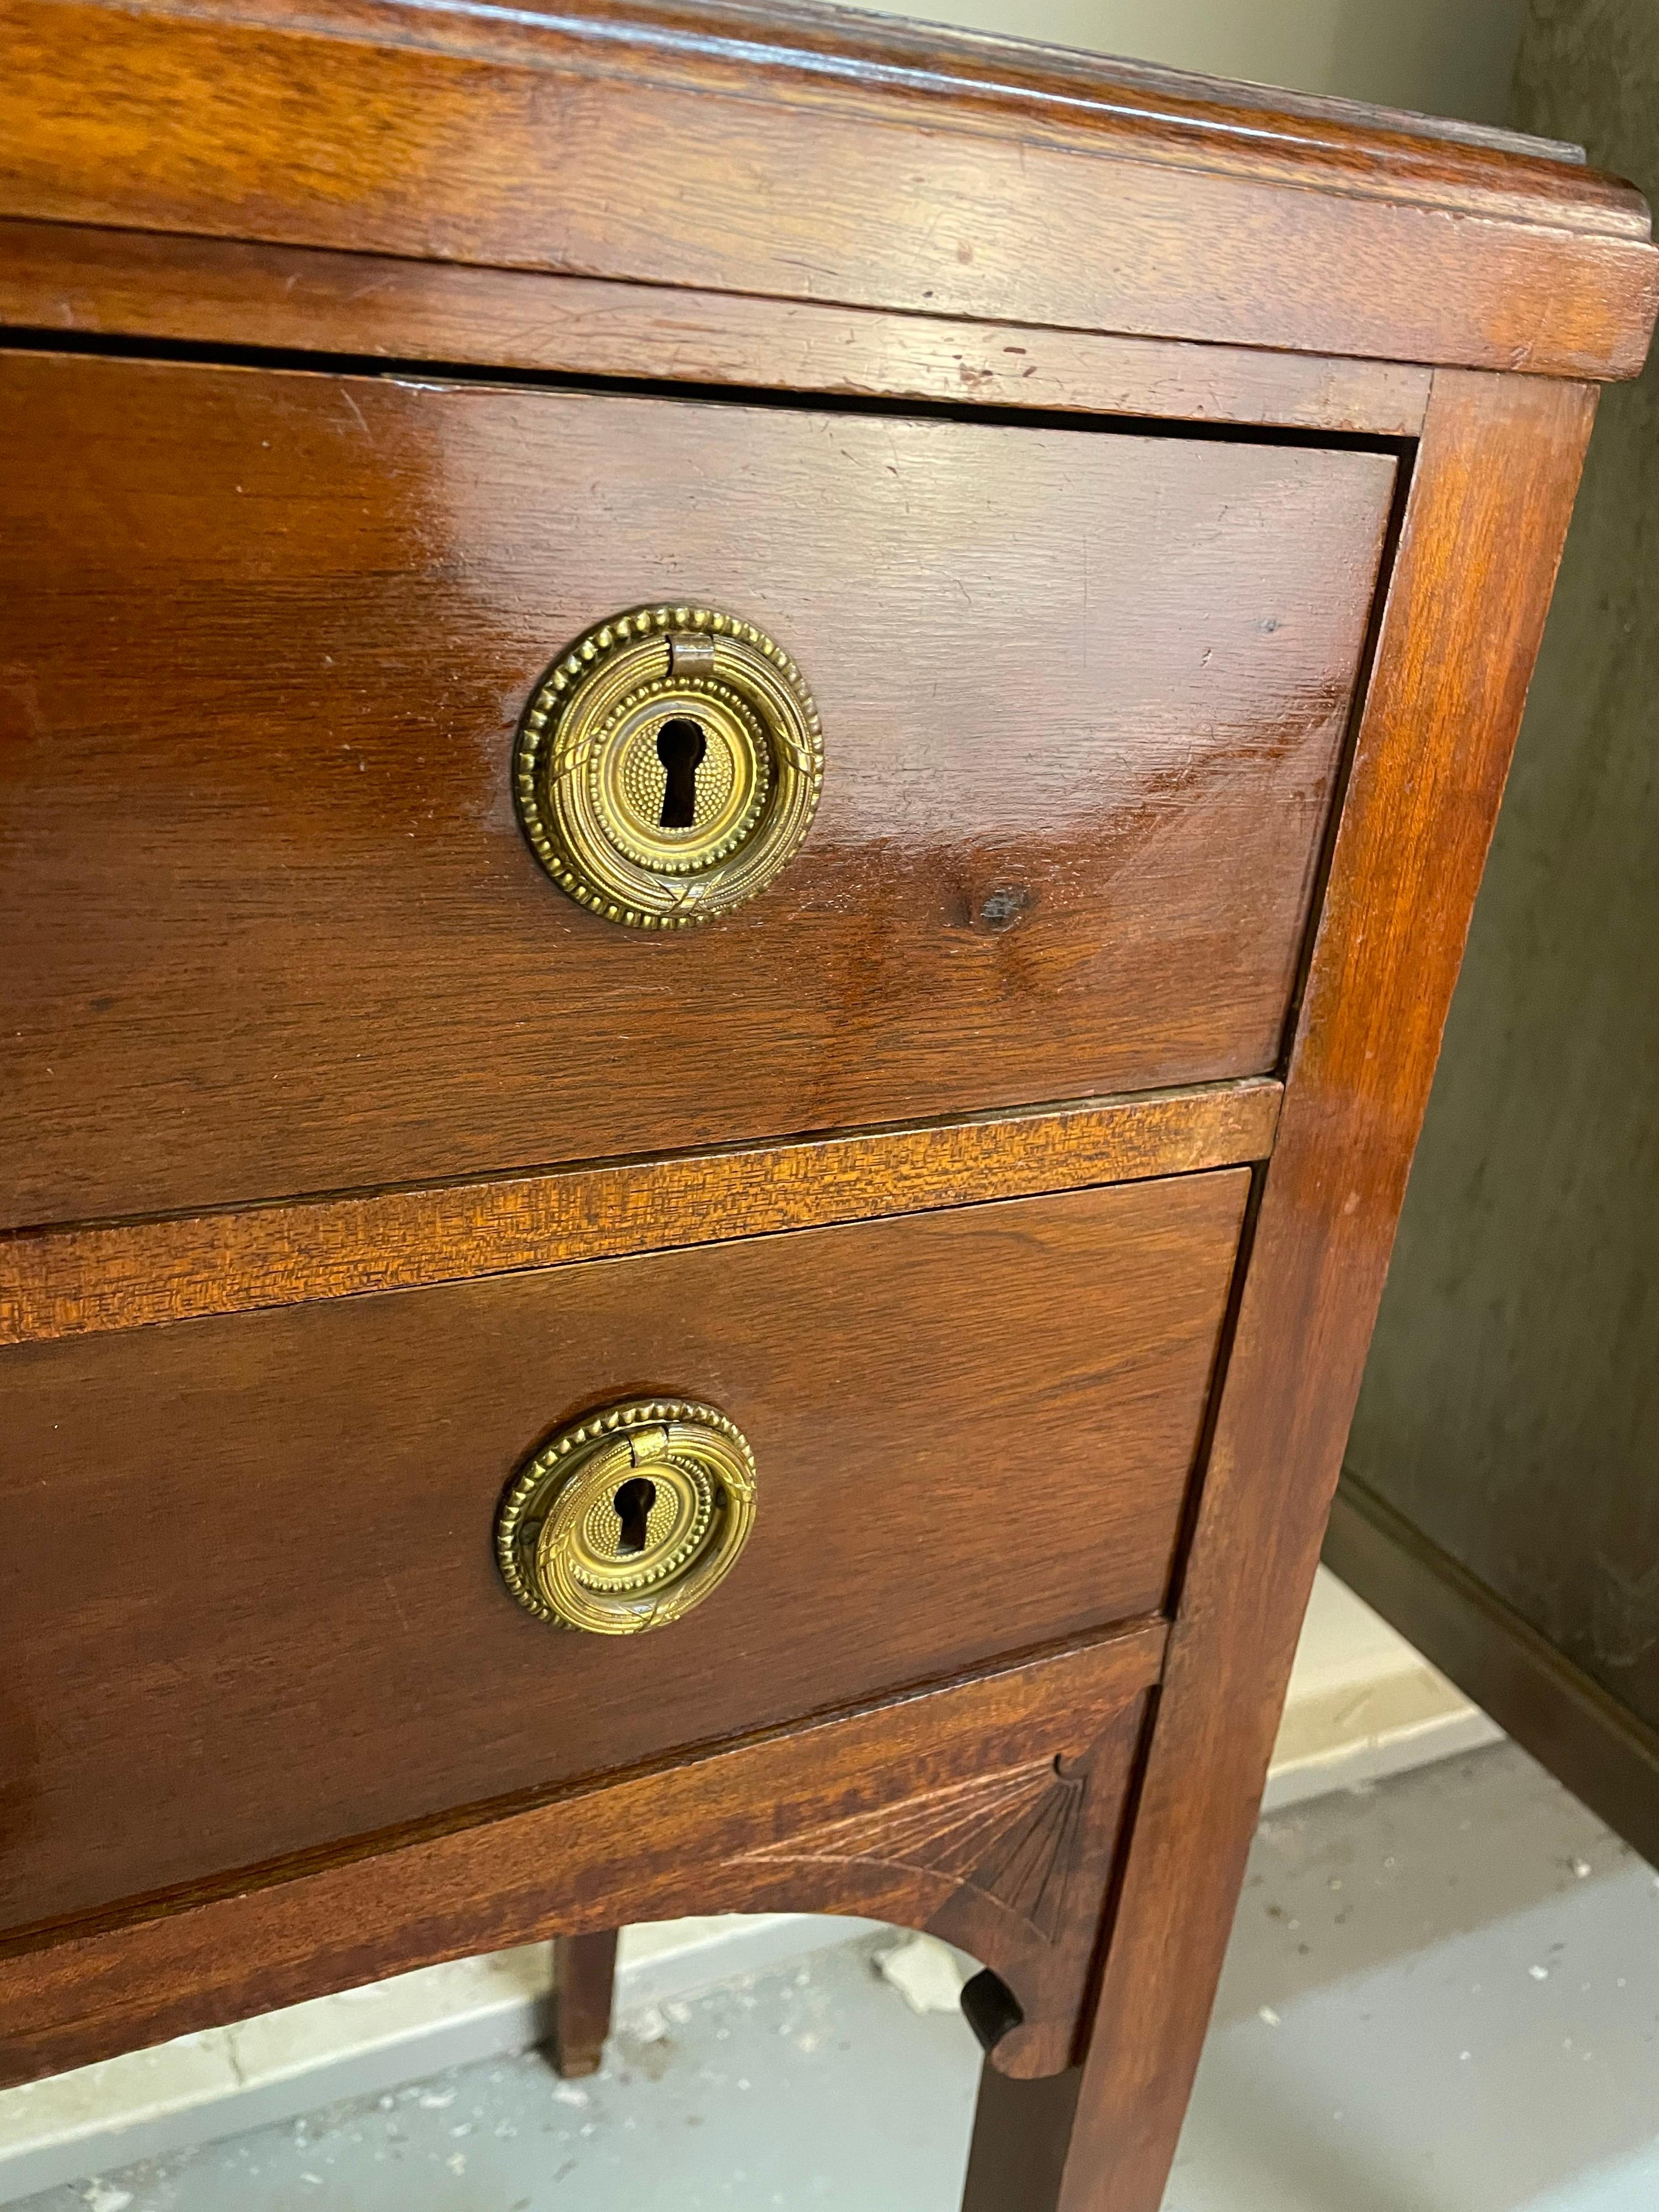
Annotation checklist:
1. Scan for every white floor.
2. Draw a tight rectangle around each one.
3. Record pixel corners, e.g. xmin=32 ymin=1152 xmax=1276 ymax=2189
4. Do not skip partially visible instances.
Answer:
xmin=1167 ymin=1744 xmax=1659 ymax=2211
xmin=16 ymin=1736 xmax=1659 ymax=2212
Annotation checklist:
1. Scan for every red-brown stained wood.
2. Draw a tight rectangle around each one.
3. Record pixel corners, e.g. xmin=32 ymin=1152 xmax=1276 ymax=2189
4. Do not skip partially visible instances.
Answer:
xmin=0 ymin=1078 xmax=1281 ymax=1346
xmin=0 ymin=0 xmax=1652 ymax=378
xmin=3 ymin=3 xmax=1655 ymax=2196
xmin=1058 ymin=371 xmax=1601 ymax=2210
xmin=0 ymin=218 xmax=1433 ymax=437
xmin=0 ymin=1623 xmax=1164 ymax=2088
xmin=0 ymin=352 xmax=1391 ymax=1228
xmin=3 ymin=0 xmax=1618 ymax=215
xmin=0 ymin=1175 xmax=1240 ymax=1933
xmin=961 ymin=2063 xmax=1084 ymax=2212
xmin=549 ymin=1931 xmax=618 ymax=2080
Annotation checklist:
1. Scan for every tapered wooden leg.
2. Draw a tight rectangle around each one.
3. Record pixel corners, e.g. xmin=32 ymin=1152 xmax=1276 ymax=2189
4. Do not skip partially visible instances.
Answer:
xmin=959 ymin=2056 xmax=1084 ymax=2210
xmin=549 ymin=1929 xmax=619 ymax=2079
xmin=958 ymin=1968 xmax=1086 ymax=2210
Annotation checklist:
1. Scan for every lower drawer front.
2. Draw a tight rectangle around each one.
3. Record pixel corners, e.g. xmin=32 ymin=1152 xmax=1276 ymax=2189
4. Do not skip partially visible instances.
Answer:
xmin=1 ymin=1172 xmax=1248 ymax=1931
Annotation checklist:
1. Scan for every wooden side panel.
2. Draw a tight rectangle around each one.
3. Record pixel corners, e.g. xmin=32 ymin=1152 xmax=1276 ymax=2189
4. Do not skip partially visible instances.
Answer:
xmin=0 ymin=353 xmax=1392 ymax=1227
xmin=1059 ymin=371 xmax=1599 ymax=2211
xmin=0 ymin=0 xmax=1652 ymax=377
xmin=0 ymin=1625 xmax=1163 ymax=2088
xmin=0 ymin=1175 xmax=1242 ymax=1932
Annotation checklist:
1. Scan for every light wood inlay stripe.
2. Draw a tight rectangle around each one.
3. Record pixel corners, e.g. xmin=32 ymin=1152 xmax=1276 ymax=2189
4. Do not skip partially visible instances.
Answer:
xmin=0 ymin=1079 xmax=1280 ymax=1347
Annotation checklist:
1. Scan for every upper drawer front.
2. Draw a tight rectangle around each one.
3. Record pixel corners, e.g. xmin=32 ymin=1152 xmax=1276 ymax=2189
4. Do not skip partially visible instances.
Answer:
xmin=0 ymin=353 xmax=1394 ymax=1226
xmin=1 ymin=1173 xmax=1243 ymax=1929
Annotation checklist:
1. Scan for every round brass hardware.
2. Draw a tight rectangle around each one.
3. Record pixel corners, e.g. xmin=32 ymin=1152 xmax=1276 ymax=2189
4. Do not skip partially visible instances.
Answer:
xmin=497 ymin=1400 xmax=757 ymax=1635
xmin=514 ymin=606 xmax=823 ymax=927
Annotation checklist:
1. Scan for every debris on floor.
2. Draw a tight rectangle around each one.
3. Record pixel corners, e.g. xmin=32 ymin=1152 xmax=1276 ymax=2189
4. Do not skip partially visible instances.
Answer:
xmin=12 ymin=1744 xmax=1659 ymax=2211
xmin=870 ymin=1933 xmax=971 ymax=2017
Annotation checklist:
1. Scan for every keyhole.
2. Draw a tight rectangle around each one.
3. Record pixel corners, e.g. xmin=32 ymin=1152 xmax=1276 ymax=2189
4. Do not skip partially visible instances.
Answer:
xmin=613 ymin=1477 xmax=656 ymax=1556
xmin=656 ymin=717 xmax=707 ymax=828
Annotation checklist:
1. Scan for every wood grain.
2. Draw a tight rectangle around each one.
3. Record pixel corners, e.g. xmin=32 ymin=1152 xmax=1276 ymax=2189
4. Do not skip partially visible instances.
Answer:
xmin=549 ymin=1930 xmax=618 ymax=2080
xmin=1 ymin=0 xmax=1652 ymax=378
xmin=1057 ymin=371 xmax=1601 ymax=2209
xmin=0 ymin=351 xmax=1388 ymax=1228
xmin=0 ymin=218 xmax=1433 ymax=438
xmin=2 ymin=7 xmax=1650 ymax=2193
xmin=740 ymin=1691 xmax=1150 ymax=2080
xmin=9 ymin=0 xmax=1605 ymax=186
xmin=0 ymin=1175 xmax=1241 ymax=1933
xmin=962 ymin=2063 xmax=1084 ymax=2212
xmin=100 ymin=0 xmax=1594 ymax=184
xmin=0 ymin=1079 xmax=1280 ymax=1347
xmin=0 ymin=1623 xmax=1163 ymax=2088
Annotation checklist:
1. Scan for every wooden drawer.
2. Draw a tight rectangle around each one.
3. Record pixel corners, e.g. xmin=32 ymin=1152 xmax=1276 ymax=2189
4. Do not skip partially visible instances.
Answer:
xmin=0 ymin=351 xmax=1394 ymax=1227
xmin=0 ymin=1170 xmax=1246 ymax=1932
xmin=0 ymin=0 xmax=1645 ymax=2174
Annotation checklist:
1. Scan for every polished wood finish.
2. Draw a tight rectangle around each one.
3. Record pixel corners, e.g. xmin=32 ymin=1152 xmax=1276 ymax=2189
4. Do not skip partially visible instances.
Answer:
xmin=0 ymin=1622 xmax=1164 ymax=2089
xmin=0 ymin=352 xmax=1391 ymax=1228
xmin=1 ymin=1176 xmax=1241 ymax=1932
xmin=3 ymin=3 xmax=1655 ymax=2203
xmin=1 ymin=0 xmax=1652 ymax=379
xmin=0 ymin=1078 xmax=1279 ymax=1347
xmin=0 ymin=218 xmax=1433 ymax=437
xmin=1060 ymin=369 xmax=1601 ymax=2208
xmin=550 ymin=1931 xmax=618 ymax=2080
xmin=962 ymin=2062 xmax=1084 ymax=2212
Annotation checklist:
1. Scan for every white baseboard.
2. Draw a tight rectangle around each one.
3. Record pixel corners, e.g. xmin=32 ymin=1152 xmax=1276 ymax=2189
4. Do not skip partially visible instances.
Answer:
xmin=1262 ymin=1566 xmax=1502 ymax=1810
xmin=1261 ymin=1702 xmax=1503 ymax=1811
xmin=0 ymin=1571 xmax=1499 ymax=2201
xmin=0 ymin=1916 xmax=883 ymax=2204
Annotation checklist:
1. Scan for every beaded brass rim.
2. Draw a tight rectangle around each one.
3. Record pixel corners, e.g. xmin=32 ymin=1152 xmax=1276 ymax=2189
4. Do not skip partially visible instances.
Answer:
xmin=514 ymin=606 xmax=823 ymax=928
xmin=497 ymin=1400 xmax=758 ymax=1635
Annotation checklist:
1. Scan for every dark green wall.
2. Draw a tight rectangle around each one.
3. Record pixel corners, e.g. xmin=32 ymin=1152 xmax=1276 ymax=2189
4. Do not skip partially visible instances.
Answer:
xmin=1342 ymin=0 xmax=1659 ymax=1724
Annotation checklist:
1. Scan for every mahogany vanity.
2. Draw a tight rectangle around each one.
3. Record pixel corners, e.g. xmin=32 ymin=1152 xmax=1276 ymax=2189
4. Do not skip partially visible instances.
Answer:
xmin=1 ymin=3 xmax=1653 ymax=2204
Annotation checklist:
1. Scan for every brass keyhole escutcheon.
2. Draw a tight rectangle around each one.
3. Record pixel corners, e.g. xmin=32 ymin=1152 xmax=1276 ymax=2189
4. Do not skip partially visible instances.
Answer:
xmin=496 ymin=1400 xmax=757 ymax=1635
xmin=514 ymin=606 xmax=824 ymax=928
